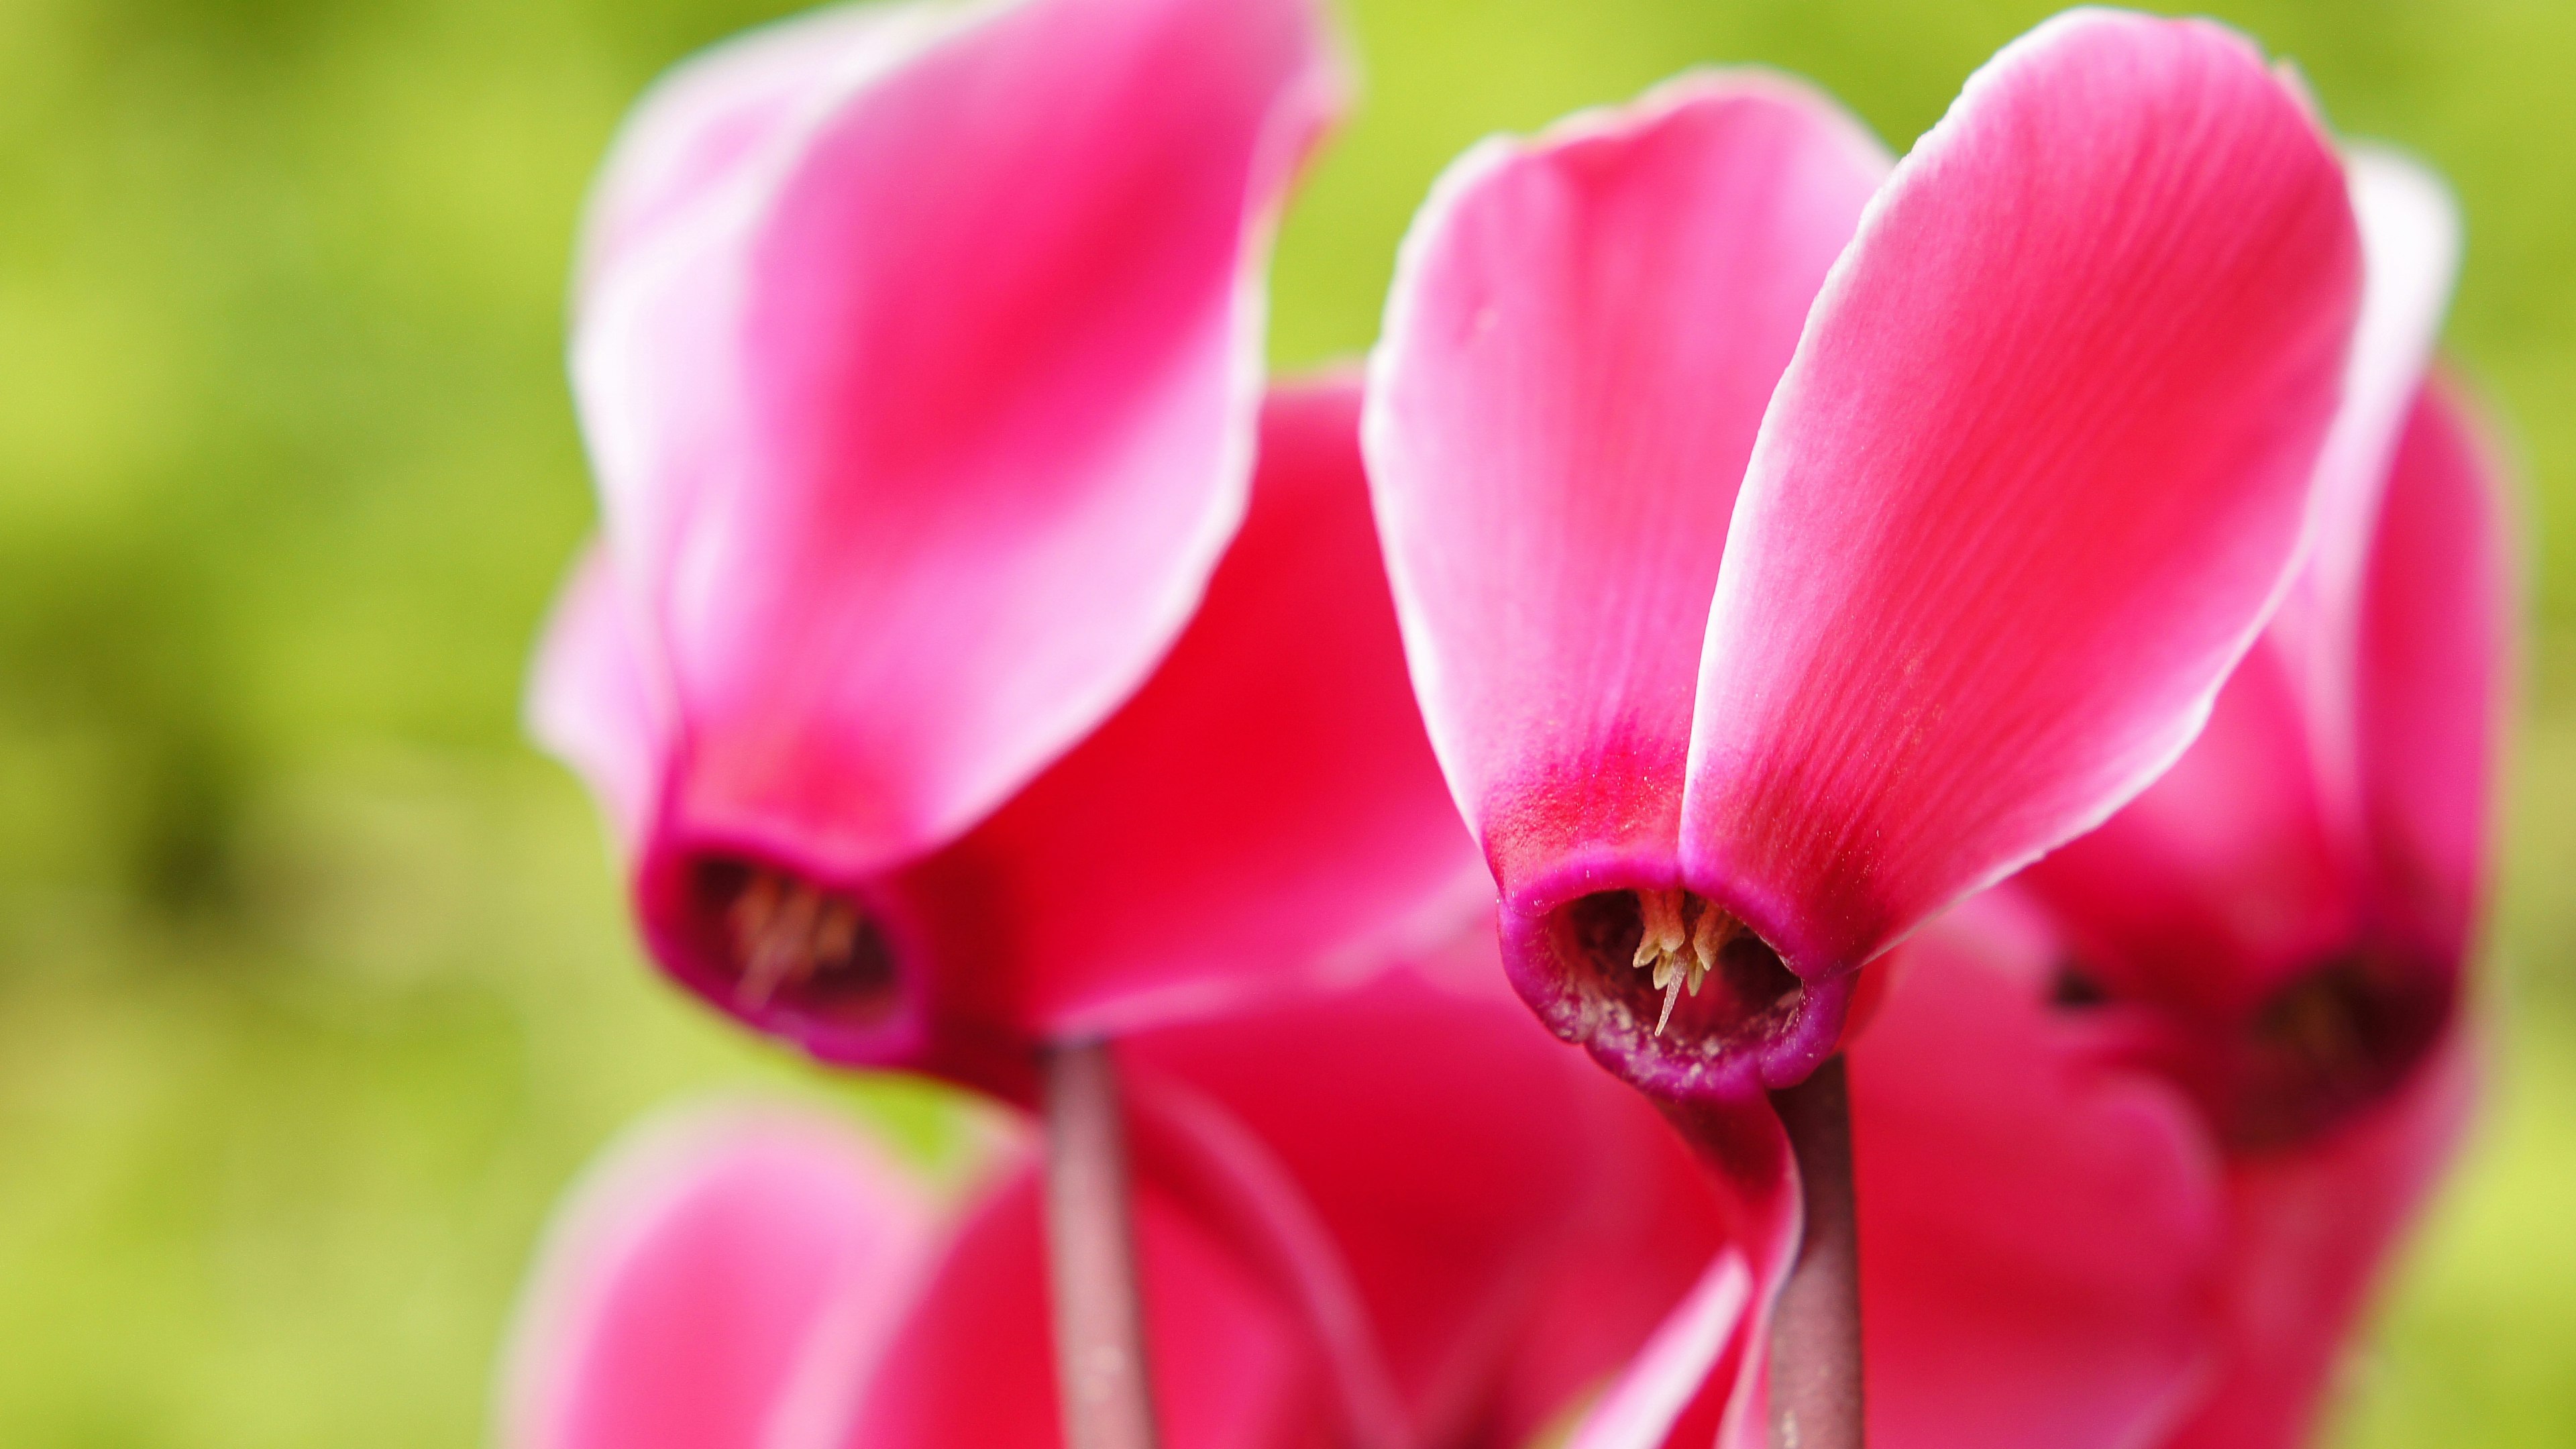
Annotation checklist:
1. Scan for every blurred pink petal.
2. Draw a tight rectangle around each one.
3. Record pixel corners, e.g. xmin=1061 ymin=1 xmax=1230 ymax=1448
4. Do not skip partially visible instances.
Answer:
xmin=1685 ymin=9 xmax=2358 ymax=1006
xmin=886 ymin=379 xmax=1485 ymax=1064
xmin=1566 ymin=1252 xmax=1760 ymax=1449
xmin=1994 ymin=206 xmax=2511 ymax=1441
xmin=2010 ymin=637 xmax=2356 ymax=1016
xmin=2265 ymin=150 xmax=2462 ymax=816
xmin=507 ymin=955 xmax=1741 ymax=1448
xmin=849 ymin=1159 xmax=1321 ymax=1449
xmin=575 ymin=3 xmax=930 ymax=291
xmin=1852 ymin=902 xmax=2229 ymax=1449
xmin=2162 ymin=1031 xmax=2476 ymax=1449
xmin=1364 ymin=73 xmax=1888 ymax=888
xmin=529 ymin=543 xmax=669 ymax=850
xmin=1124 ymin=964 xmax=1731 ymax=1448
xmin=577 ymin=0 xmax=1341 ymax=878
xmin=502 ymin=1102 xmax=949 ymax=1449
xmin=2355 ymin=377 xmax=2514 ymax=960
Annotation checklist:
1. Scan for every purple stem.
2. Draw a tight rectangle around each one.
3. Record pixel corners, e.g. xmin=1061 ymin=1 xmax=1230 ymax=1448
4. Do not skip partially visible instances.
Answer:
xmin=1043 ymin=1038 xmax=1163 ymax=1449
xmin=1768 ymin=1053 xmax=1866 ymax=1449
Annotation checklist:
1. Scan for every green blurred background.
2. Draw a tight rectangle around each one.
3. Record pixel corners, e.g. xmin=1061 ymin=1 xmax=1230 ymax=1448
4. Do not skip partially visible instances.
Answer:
xmin=0 ymin=0 xmax=2567 ymax=1442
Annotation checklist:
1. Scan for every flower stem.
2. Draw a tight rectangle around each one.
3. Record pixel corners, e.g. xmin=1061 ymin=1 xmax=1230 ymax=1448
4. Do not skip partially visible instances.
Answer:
xmin=1768 ymin=1053 xmax=1865 ymax=1449
xmin=1043 ymin=1038 xmax=1163 ymax=1449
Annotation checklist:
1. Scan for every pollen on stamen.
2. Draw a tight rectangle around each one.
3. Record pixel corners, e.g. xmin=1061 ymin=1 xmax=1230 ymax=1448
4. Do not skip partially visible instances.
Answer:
xmin=1631 ymin=887 xmax=1725 ymax=1036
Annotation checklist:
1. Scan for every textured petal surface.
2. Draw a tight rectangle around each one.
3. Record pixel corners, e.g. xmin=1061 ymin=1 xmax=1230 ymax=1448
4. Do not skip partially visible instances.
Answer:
xmin=502 ymin=1103 xmax=946 ymax=1449
xmin=1681 ymin=11 xmax=2361 ymax=980
xmin=886 ymin=380 xmax=1484 ymax=1057
xmin=1851 ymin=902 xmax=2229 ymax=1449
xmin=1363 ymin=74 xmax=1888 ymax=891
xmin=2355 ymin=377 xmax=2514 ymax=961
xmin=576 ymin=0 xmax=1344 ymax=881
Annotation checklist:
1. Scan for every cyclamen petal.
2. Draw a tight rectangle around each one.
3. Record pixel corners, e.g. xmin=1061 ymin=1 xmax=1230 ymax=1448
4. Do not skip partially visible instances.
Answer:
xmin=568 ymin=0 xmax=1343 ymax=884
xmin=1686 ymin=9 xmax=2359 ymax=998
xmin=1366 ymin=73 xmax=1890 ymax=883
xmin=501 ymin=1104 xmax=948 ymax=1449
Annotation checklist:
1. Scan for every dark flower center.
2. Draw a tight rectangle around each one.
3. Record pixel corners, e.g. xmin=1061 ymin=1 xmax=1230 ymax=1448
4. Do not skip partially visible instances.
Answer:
xmin=690 ymin=857 xmax=898 ymax=1018
xmin=2224 ymin=952 xmax=2448 ymax=1150
xmin=2050 ymin=947 xmax=2448 ymax=1152
xmin=1556 ymin=888 xmax=1803 ymax=1046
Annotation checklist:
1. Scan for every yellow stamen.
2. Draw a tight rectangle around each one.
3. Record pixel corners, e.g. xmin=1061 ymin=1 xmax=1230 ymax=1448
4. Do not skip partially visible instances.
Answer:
xmin=1633 ymin=888 xmax=1715 ymax=1035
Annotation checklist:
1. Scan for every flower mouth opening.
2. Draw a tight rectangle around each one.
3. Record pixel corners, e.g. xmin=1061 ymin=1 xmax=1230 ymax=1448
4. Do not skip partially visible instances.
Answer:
xmin=1555 ymin=888 xmax=1804 ymax=1048
xmin=2051 ymin=949 xmax=2450 ymax=1152
xmin=2224 ymin=951 xmax=2449 ymax=1151
xmin=688 ymin=857 xmax=900 ymax=1022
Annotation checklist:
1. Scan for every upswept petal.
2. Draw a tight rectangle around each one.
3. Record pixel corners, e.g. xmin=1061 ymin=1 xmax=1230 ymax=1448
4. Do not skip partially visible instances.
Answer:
xmin=500 ymin=1103 xmax=949 ymax=1449
xmin=887 ymin=380 xmax=1484 ymax=1054
xmin=2355 ymin=377 xmax=2515 ymax=961
xmin=529 ymin=542 xmax=671 ymax=851
xmin=1851 ymin=901 xmax=2229 ymax=1449
xmin=575 ymin=0 xmax=1345 ymax=882
xmin=1681 ymin=9 xmax=2361 ymax=981
xmin=1362 ymin=74 xmax=1888 ymax=889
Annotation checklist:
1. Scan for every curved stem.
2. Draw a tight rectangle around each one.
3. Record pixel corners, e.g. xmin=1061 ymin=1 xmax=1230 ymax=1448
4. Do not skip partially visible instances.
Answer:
xmin=1768 ymin=1054 xmax=1865 ymax=1449
xmin=1044 ymin=1038 xmax=1163 ymax=1449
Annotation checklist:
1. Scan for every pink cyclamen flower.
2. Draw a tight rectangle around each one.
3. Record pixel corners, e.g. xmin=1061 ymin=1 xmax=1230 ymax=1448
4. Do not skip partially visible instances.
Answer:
xmin=502 ymin=955 xmax=1758 ymax=1449
xmin=1998 ymin=156 xmax=2512 ymax=1449
xmin=530 ymin=0 xmax=1485 ymax=1094
xmin=539 ymin=366 xmax=1479 ymax=1095
xmin=1363 ymin=8 xmax=2362 ymax=1110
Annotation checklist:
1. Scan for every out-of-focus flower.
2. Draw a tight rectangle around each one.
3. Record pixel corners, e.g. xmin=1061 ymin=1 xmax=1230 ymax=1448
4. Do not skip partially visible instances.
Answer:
xmin=1991 ymin=154 xmax=2512 ymax=1448
xmin=501 ymin=953 xmax=1753 ymax=1449
xmin=539 ymin=366 xmax=1479 ymax=1094
xmin=530 ymin=0 xmax=1481 ymax=1095
xmin=1361 ymin=8 xmax=2363 ymax=1117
